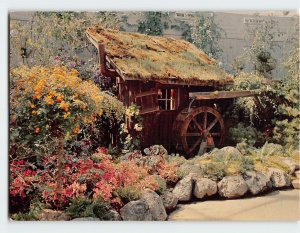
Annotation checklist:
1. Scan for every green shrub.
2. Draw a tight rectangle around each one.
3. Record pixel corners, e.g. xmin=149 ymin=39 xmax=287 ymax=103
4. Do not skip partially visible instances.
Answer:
xmin=115 ymin=186 xmax=142 ymax=203
xmin=229 ymin=123 xmax=265 ymax=146
xmin=67 ymin=197 xmax=112 ymax=220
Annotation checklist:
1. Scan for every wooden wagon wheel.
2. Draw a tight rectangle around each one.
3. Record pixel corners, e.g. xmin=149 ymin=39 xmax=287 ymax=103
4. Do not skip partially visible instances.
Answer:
xmin=174 ymin=106 xmax=225 ymax=156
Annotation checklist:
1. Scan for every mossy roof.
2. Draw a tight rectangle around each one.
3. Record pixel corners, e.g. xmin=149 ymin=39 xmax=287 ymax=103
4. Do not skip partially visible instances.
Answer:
xmin=86 ymin=27 xmax=232 ymax=86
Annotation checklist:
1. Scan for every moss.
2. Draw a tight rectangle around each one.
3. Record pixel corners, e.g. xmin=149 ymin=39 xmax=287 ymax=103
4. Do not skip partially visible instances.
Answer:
xmin=86 ymin=27 xmax=231 ymax=83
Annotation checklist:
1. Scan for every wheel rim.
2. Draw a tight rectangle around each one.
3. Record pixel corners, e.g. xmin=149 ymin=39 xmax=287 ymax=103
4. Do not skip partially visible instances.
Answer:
xmin=180 ymin=106 xmax=225 ymax=156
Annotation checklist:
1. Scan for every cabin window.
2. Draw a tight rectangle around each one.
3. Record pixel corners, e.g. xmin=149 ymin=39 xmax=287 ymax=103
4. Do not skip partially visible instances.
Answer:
xmin=158 ymin=88 xmax=176 ymax=110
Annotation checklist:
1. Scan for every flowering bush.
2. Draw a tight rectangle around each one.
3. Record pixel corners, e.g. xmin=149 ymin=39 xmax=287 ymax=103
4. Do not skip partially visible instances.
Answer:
xmin=10 ymin=147 xmax=160 ymax=213
xmin=10 ymin=66 xmax=124 ymax=159
xmin=120 ymin=104 xmax=143 ymax=152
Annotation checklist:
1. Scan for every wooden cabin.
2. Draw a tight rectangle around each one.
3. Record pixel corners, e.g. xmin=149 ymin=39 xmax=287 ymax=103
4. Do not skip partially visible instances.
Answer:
xmin=86 ymin=27 xmax=236 ymax=153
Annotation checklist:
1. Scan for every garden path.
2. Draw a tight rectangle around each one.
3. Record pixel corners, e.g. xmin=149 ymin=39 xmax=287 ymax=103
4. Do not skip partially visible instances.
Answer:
xmin=168 ymin=189 xmax=300 ymax=221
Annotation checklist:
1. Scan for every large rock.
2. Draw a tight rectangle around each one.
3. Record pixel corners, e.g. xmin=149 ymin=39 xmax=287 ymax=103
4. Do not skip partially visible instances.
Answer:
xmin=38 ymin=209 xmax=71 ymax=221
xmin=193 ymin=178 xmax=217 ymax=199
xmin=267 ymin=168 xmax=291 ymax=188
xmin=160 ymin=191 xmax=178 ymax=213
xmin=279 ymin=157 xmax=300 ymax=175
xmin=120 ymin=199 xmax=152 ymax=221
xmin=109 ymin=209 xmax=121 ymax=221
xmin=178 ymin=163 xmax=202 ymax=177
xmin=172 ymin=175 xmax=193 ymax=201
xmin=142 ymin=189 xmax=167 ymax=221
xmin=210 ymin=147 xmax=242 ymax=158
xmin=292 ymin=179 xmax=300 ymax=189
xmin=243 ymin=171 xmax=270 ymax=195
xmin=218 ymin=175 xmax=248 ymax=198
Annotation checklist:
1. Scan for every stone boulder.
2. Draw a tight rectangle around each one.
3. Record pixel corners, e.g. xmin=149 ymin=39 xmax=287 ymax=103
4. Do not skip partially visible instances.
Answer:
xmin=218 ymin=175 xmax=248 ymax=198
xmin=243 ymin=171 xmax=270 ymax=195
xmin=120 ymin=199 xmax=152 ymax=221
xmin=193 ymin=178 xmax=217 ymax=199
xmin=210 ymin=147 xmax=242 ymax=158
xmin=109 ymin=209 xmax=121 ymax=221
xmin=142 ymin=189 xmax=167 ymax=221
xmin=172 ymin=174 xmax=193 ymax=201
xmin=178 ymin=163 xmax=202 ymax=177
xmin=279 ymin=157 xmax=300 ymax=175
xmin=38 ymin=209 xmax=71 ymax=221
xmin=267 ymin=168 xmax=291 ymax=188
xmin=160 ymin=191 xmax=178 ymax=213
xmin=292 ymin=179 xmax=300 ymax=189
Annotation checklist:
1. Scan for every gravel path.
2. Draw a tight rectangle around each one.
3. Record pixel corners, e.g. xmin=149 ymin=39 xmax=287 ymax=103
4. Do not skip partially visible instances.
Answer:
xmin=168 ymin=189 xmax=300 ymax=221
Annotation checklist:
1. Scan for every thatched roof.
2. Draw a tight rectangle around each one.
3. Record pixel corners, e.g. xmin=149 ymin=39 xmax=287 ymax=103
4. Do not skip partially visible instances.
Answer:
xmin=86 ymin=27 xmax=232 ymax=86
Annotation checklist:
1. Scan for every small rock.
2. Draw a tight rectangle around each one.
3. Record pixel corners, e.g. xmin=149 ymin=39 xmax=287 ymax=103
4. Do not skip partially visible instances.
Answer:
xmin=268 ymin=168 xmax=291 ymax=188
xmin=71 ymin=217 xmax=99 ymax=221
xmin=38 ymin=209 xmax=71 ymax=221
xmin=142 ymin=189 xmax=167 ymax=221
xmin=292 ymin=179 xmax=300 ymax=189
xmin=108 ymin=209 xmax=121 ymax=221
xmin=160 ymin=191 xmax=178 ymax=213
xmin=218 ymin=175 xmax=248 ymax=198
xmin=243 ymin=171 xmax=270 ymax=195
xmin=172 ymin=174 xmax=193 ymax=201
xmin=193 ymin=178 xmax=217 ymax=199
xmin=120 ymin=199 xmax=152 ymax=221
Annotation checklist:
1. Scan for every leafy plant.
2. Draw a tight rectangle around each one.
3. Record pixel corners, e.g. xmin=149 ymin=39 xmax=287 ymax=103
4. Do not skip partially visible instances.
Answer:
xmin=67 ymin=197 xmax=113 ymax=220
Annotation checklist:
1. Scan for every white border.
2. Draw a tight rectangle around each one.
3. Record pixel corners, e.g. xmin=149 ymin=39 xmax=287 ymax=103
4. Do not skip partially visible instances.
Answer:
xmin=1 ymin=1 xmax=300 ymax=233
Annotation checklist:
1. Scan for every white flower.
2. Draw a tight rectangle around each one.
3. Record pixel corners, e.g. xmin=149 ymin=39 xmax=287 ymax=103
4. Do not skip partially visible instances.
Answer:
xmin=134 ymin=123 xmax=143 ymax=132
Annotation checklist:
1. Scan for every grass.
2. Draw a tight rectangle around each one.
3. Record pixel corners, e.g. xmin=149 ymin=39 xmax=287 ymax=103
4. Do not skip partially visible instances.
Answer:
xmin=86 ymin=27 xmax=230 ymax=83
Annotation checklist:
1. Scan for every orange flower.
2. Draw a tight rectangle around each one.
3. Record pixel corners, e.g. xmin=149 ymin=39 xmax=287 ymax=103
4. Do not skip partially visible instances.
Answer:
xmin=73 ymin=127 xmax=80 ymax=134
xmin=32 ymin=110 xmax=37 ymax=115
xmin=35 ymin=127 xmax=40 ymax=133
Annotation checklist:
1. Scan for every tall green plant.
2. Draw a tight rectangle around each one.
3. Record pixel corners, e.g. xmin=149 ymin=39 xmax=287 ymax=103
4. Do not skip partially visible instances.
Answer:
xmin=190 ymin=14 xmax=223 ymax=59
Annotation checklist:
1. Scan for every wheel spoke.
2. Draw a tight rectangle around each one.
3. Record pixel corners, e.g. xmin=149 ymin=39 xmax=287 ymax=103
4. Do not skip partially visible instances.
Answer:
xmin=187 ymin=137 xmax=202 ymax=155
xmin=192 ymin=118 xmax=203 ymax=132
xmin=203 ymin=110 xmax=207 ymax=129
xmin=207 ymin=118 xmax=219 ymax=132
xmin=185 ymin=133 xmax=202 ymax=137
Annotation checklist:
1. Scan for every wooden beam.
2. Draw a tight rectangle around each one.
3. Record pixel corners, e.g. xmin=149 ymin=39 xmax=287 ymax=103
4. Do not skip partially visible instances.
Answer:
xmin=189 ymin=90 xmax=259 ymax=100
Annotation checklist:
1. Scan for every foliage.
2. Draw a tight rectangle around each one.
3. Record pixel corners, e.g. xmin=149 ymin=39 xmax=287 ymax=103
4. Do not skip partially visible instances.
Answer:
xmin=201 ymin=149 xmax=255 ymax=181
xmin=10 ymin=148 xmax=161 ymax=213
xmin=9 ymin=66 xmax=125 ymax=159
xmin=229 ymin=123 xmax=265 ymax=147
xmin=120 ymin=104 xmax=143 ymax=152
xmin=234 ymin=17 xmax=278 ymax=78
xmin=190 ymin=14 xmax=223 ymax=59
xmin=122 ymin=145 xmax=180 ymax=183
xmin=137 ymin=12 xmax=168 ymax=36
xmin=67 ymin=197 xmax=113 ymax=220
xmin=10 ymin=12 xmax=120 ymax=79
xmin=273 ymin=46 xmax=300 ymax=150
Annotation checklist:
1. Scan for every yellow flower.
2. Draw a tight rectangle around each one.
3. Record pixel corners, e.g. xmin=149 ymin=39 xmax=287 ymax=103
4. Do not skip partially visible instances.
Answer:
xmin=46 ymin=124 xmax=50 ymax=130
xmin=32 ymin=110 xmax=37 ymax=115
xmin=44 ymin=95 xmax=54 ymax=105
xmin=63 ymin=112 xmax=71 ymax=119
xmin=59 ymin=101 xmax=69 ymax=111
